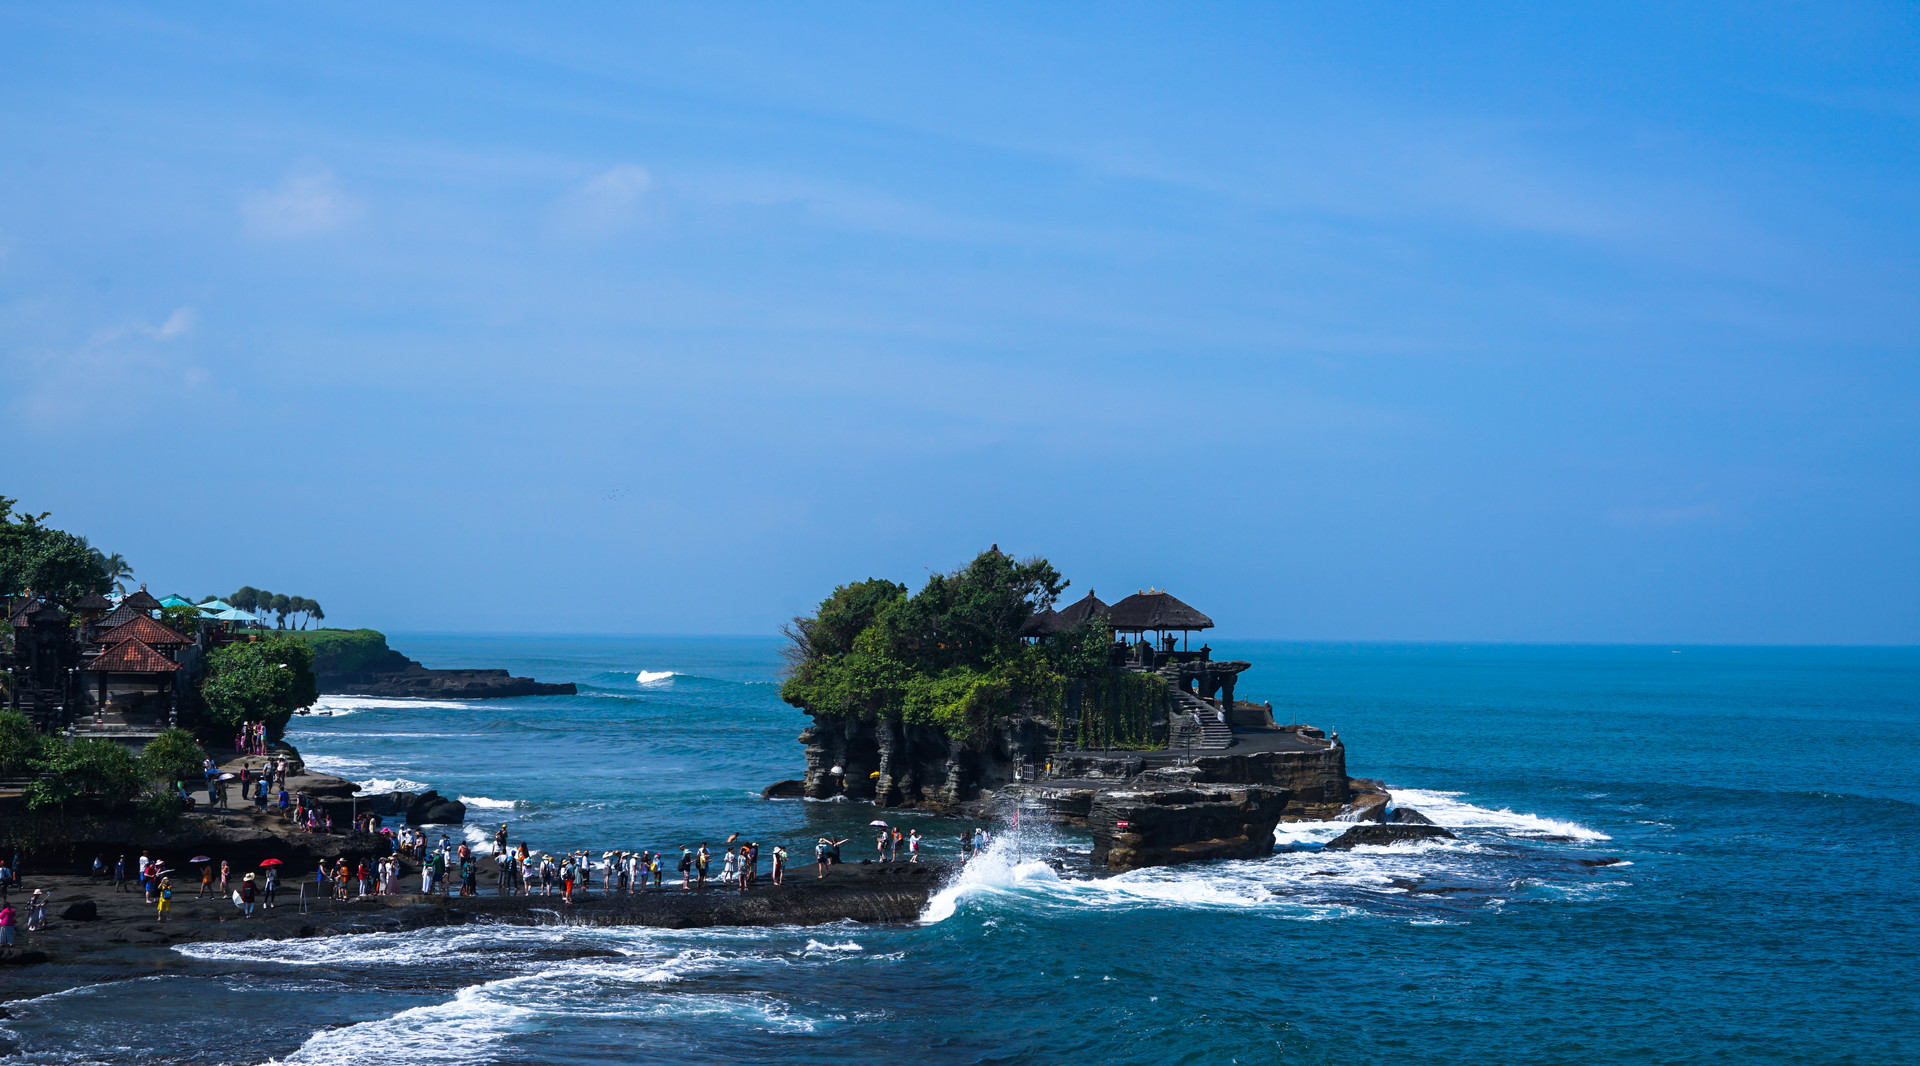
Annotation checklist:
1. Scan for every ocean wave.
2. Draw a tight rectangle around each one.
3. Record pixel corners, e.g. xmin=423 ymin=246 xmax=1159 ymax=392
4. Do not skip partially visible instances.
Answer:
xmin=1389 ymin=787 xmax=1613 ymax=841
xmin=459 ymin=795 xmax=518 ymax=809
xmin=636 ymin=670 xmax=674 ymax=685
xmin=356 ymin=777 xmax=432 ymax=794
xmin=309 ymin=696 xmax=478 ymax=714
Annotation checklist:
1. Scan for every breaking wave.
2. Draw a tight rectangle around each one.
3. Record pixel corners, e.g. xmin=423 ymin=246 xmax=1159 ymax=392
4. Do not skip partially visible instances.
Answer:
xmin=636 ymin=670 xmax=674 ymax=685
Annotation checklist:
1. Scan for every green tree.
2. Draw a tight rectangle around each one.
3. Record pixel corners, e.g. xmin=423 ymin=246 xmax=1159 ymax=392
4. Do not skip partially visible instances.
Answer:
xmin=305 ymin=599 xmax=325 ymax=628
xmin=269 ymin=593 xmax=292 ymax=628
xmin=0 ymin=709 xmax=43 ymax=776
xmin=0 ymin=496 xmax=109 ymax=602
xmin=138 ymin=727 xmax=206 ymax=784
xmin=24 ymin=737 xmax=143 ymax=809
xmin=159 ymin=603 xmax=201 ymax=635
xmin=231 ymin=586 xmax=260 ymax=612
xmin=200 ymin=636 xmax=319 ymax=737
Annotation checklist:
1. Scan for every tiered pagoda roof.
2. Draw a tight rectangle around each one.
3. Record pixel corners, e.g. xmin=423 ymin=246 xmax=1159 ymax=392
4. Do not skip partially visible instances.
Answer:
xmin=120 ymin=587 xmax=164 ymax=612
xmin=98 ymin=613 xmax=193 ymax=648
xmin=86 ymin=637 xmax=178 ymax=674
xmin=72 ymin=591 xmax=115 ymax=613
xmin=93 ymin=603 xmax=143 ymax=629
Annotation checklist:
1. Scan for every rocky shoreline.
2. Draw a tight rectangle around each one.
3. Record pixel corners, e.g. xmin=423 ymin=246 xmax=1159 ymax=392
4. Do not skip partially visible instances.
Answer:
xmin=316 ymin=645 xmax=575 ymax=699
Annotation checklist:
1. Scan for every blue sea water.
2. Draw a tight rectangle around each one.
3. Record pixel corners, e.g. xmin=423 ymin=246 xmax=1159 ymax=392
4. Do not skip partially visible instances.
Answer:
xmin=6 ymin=638 xmax=1917 ymax=1065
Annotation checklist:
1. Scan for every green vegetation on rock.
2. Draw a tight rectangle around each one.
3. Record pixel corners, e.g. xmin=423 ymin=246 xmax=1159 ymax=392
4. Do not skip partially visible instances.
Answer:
xmin=781 ymin=548 xmax=1165 ymax=748
xmin=138 ymin=727 xmax=207 ymax=786
xmin=280 ymin=627 xmax=390 ymax=673
xmin=200 ymin=636 xmax=320 ymax=737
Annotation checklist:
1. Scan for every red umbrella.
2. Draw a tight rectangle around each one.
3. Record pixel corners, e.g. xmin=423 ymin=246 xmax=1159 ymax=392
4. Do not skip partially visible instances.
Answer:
xmin=258 ymin=858 xmax=284 ymax=866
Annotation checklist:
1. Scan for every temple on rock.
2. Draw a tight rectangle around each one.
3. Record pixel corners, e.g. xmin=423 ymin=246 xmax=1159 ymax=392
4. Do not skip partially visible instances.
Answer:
xmin=3 ymin=585 xmax=263 ymax=744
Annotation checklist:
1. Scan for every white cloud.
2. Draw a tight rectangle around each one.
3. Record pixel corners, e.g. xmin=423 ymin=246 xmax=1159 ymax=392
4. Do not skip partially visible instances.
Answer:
xmin=152 ymin=306 xmax=196 ymax=339
xmin=242 ymin=167 xmax=360 ymax=238
xmin=552 ymin=163 xmax=652 ymax=235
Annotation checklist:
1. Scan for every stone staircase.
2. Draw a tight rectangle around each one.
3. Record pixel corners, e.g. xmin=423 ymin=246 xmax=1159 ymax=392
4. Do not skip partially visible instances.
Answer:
xmin=1167 ymin=686 xmax=1233 ymax=750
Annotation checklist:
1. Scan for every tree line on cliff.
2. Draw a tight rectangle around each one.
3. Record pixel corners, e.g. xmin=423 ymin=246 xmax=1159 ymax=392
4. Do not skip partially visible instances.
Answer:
xmin=780 ymin=547 xmax=1164 ymax=748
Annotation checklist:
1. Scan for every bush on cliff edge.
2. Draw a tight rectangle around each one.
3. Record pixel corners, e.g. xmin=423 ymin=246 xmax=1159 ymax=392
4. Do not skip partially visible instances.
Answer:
xmin=201 ymin=636 xmax=319 ymax=738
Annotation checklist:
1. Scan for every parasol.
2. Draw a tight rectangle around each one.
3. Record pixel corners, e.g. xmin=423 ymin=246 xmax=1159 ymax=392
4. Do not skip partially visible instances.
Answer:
xmin=869 ymin=820 xmax=889 ymax=827
xmin=259 ymin=858 xmax=284 ymax=866
xmin=218 ymin=773 xmax=237 ymax=780
xmin=190 ymin=855 xmax=212 ymax=863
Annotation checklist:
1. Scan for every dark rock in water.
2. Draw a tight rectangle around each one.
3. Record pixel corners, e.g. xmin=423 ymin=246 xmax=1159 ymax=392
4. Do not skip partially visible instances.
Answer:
xmin=319 ymin=646 xmax=574 ymax=699
xmin=1388 ymin=806 xmax=1436 ymax=825
xmin=1088 ymin=785 xmax=1292 ymax=870
xmin=0 ymin=949 xmax=49 ymax=966
xmin=1324 ymin=823 xmax=1456 ymax=850
xmin=1336 ymin=792 xmax=1390 ymax=823
xmin=1580 ymin=856 xmax=1625 ymax=868
xmin=60 ymin=899 xmax=98 ymax=921
xmin=407 ymin=791 xmax=467 ymax=825
xmin=761 ymin=780 xmax=805 ymax=800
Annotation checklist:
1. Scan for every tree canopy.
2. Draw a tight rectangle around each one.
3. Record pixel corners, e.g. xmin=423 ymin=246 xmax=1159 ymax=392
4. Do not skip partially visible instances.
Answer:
xmin=780 ymin=548 xmax=1156 ymax=746
xmin=0 ymin=496 xmax=108 ymax=603
xmin=200 ymin=636 xmax=319 ymax=736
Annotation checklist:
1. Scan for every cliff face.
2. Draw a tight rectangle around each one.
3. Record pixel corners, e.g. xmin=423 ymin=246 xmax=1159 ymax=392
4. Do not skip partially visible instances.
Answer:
xmin=798 ymin=712 xmax=1055 ymax=807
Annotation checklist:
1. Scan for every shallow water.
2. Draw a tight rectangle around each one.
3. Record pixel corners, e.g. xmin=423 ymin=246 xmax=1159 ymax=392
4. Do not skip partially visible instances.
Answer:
xmin=5 ymin=639 xmax=1917 ymax=1064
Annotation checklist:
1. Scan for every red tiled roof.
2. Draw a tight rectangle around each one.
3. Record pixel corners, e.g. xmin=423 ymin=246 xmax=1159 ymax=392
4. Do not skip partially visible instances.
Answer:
xmin=98 ymin=613 xmax=192 ymax=647
xmin=86 ymin=638 xmax=179 ymax=673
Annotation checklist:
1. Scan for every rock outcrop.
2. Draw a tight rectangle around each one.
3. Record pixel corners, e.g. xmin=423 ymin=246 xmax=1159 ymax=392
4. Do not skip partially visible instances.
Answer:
xmin=1088 ymin=785 xmax=1292 ymax=870
xmin=317 ymin=647 xmax=575 ymax=699
xmin=1323 ymin=823 xmax=1457 ymax=850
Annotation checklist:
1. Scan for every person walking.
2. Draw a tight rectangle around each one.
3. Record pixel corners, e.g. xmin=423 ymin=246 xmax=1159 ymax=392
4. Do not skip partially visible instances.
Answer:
xmin=771 ymin=845 xmax=787 ymax=886
xmin=264 ymin=867 xmax=279 ymax=908
xmin=114 ymin=854 xmax=127 ymax=892
xmin=678 ymin=847 xmax=693 ymax=890
xmin=155 ymin=875 xmax=174 ymax=921
xmin=814 ymin=838 xmax=830 ymax=879
xmin=877 ymin=828 xmax=891 ymax=862
xmin=695 ymin=844 xmax=711 ymax=890
xmin=240 ymin=873 xmax=257 ymax=917
xmin=198 ymin=863 xmax=214 ymax=899
xmin=721 ymin=846 xmax=738 ymax=887
xmin=909 ymin=830 xmax=922 ymax=862
xmin=0 ymin=900 xmax=14 ymax=948
xmin=25 ymin=889 xmax=46 ymax=932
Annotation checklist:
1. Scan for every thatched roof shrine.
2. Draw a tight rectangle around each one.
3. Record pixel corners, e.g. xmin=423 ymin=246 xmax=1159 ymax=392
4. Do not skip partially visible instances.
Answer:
xmin=120 ymin=587 xmax=164 ymax=612
xmin=1106 ymin=590 xmax=1214 ymax=633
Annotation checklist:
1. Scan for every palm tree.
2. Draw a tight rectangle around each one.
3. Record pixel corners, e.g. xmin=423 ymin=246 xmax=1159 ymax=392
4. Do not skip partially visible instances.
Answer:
xmin=99 ymin=553 xmax=133 ymax=596
xmin=269 ymin=593 xmax=291 ymax=629
xmin=307 ymin=600 xmax=324 ymax=629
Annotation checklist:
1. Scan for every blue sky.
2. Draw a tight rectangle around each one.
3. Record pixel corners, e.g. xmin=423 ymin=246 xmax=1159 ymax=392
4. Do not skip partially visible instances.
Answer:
xmin=3 ymin=3 xmax=1917 ymax=641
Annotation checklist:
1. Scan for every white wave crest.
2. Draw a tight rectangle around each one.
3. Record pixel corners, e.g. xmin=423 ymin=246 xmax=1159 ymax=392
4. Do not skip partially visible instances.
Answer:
xmin=636 ymin=670 xmax=674 ymax=685
xmin=355 ymin=777 xmax=432 ymax=794
xmin=308 ymin=695 xmax=478 ymax=714
xmin=1389 ymin=788 xmax=1612 ymax=841
xmin=459 ymin=796 xmax=517 ymax=809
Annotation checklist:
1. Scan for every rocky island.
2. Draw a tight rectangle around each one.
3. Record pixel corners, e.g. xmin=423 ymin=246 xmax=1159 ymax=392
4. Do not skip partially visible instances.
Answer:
xmin=298 ymin=628 xmax=577 ymax=699
xmin=772 ymin=547 xmax=1410 ymax=871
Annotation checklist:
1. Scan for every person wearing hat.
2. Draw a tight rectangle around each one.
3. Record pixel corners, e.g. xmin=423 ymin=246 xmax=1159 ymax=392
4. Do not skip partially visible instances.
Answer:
xmin=240 ymin=872 xmax=257 ymax=917
xmin=25 ymin=888 xmax=46 ymax=931
xmin=155 ymin=875 xmax=174 ymax=921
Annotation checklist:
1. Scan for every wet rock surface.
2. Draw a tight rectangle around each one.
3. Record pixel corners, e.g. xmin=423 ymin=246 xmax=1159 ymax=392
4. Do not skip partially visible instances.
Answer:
xmin=1323 ymin=823 xmax=1458 ymax=850
xmin=1088 ymin=785 xmax=1292 ymax=870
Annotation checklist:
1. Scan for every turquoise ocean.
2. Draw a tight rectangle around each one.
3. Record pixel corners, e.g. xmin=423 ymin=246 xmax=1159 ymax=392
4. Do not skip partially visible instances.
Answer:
xmin=6 ymin=637 xmax=1917 ymax=1065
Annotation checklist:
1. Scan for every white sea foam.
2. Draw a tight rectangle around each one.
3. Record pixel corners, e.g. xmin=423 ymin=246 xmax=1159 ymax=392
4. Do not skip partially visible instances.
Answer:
xmin=356 ymin=777 xmax=432 ymax=794
xmin=459 ymin=796 xmax=517 ymax=809
xmin=1389 ymin=787 xmax=1612 ymax=841
xmin=305 ymin=695 xmax=478 ymax=716
xmin=636 ymin=670 xmax=674 ymax=685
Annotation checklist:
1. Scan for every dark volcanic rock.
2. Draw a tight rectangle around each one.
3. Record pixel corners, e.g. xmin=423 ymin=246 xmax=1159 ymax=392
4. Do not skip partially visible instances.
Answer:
xmin=0 ymin=949 xmax=49 ymax=966
xmin=1336 ymin=792 xmax=1389 ymax=823
xmin=406 ymin=791 xmax=466 ymax=826
xmin=761 ymin=780 xmax=805 ymax=800
xmin=1388 ymin=806 xmax=1436 ymax=825
xmin=1323 ymin=823 xmax=1457 ymax=850
xmin=1088 ymin=785 xmax=1292 ymax=871
xmin=60 ymin=900 xmax=98 ymax=921
xmin=318 ymin=648 xmax=575 ymax=699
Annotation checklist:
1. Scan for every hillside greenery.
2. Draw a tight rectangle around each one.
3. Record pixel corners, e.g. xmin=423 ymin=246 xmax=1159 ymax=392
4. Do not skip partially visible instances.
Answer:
xmin=279 ymin=627 xmax=390 ymax=673
xmin=780 ymin=548 xmax=1165 ymax=748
